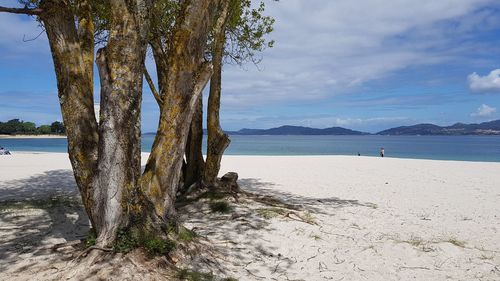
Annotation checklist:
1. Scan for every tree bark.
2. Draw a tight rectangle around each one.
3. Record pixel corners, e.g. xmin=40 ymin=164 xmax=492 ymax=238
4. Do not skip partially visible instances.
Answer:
xmin=92 ymin=0 xmax=151 ymax=247
xmin=40 ymin=1 xmax=99 ymax=227
xmin=204 ymin=1 xmax=231 ymax=187
xmin=184 ymin=94 xmax=205 ymax=189
xmin=141 ymin=0 xmax=220 ymax=221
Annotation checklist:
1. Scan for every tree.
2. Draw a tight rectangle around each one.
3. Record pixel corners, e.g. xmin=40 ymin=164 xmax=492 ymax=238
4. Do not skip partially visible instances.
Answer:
xmin=0 ymin=119 xmax=21 ymax=134
xmin=1 ymin=0 xmax=151 ymax=247
xmin=37 ymin=125 xmax=52 ymax=134
xmin=0 ymin=119 xmax=40 ymax=134
xmin=141 ymin=0 xmax=275 ymax=191
xmin=1 ymin=0 xmax=229 ymax=249
xmin=203 ymin=0 xmax=275 ymax=186
xmin=21 ymin=121 xmax=37 ymax=133
xmin=2 ymin=0 xmax=101 ymax=234
xmin=141 ymin=0 xmax=222 ymax=220
xmin=50 ymin=121 xmax=65 ymax=134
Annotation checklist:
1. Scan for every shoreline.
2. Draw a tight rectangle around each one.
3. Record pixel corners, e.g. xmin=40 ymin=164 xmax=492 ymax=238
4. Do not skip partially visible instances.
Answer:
xmin=0 ymin=134 xmax=67 ymax=139
xmin=3 ymin=150 xmax=500 ymax=164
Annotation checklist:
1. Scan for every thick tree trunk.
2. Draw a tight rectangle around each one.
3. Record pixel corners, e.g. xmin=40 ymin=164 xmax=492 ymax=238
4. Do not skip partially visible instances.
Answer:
xmin=41 ymin=1 xmax=99 ymax=227
xmin=92 ymin=0 xmax=151 ymax=247
xmin=184 ymin=95 xmax=205 ymax=189
xmin=141 ymin=0 xmax=220 ymax=221
xmin=204 ymin=2 xmax=231 ymax=187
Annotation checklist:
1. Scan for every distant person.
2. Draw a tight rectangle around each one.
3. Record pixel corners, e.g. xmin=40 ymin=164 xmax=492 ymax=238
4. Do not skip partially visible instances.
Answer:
xmin=357 ymin=152 xmax=361 ymax=156
xmin=0 ymin=147 xmax=11 ymax=155
xmin=380 ymin=147 xmax=385 ymax=157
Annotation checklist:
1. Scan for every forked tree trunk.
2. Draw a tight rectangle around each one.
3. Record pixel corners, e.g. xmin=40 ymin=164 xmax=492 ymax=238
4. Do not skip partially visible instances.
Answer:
xmin=92 ymin=0 xmax=151 ymax=247
xmin=141 ymin=0 xmax=219 ymax=221
xmin=204 ymin=2 xmax=231 ymax=187
xmin=184 ymin=95 xmax=205 ymax=189
xmin=40 ymin=1 xmax=99 ymax=227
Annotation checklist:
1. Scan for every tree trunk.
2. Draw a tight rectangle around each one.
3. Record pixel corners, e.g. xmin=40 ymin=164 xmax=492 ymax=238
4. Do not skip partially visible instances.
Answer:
xmin=204 ymin=2 xmax=231 ymax=187
xmin=92 ymin=0 xmax=151 ymax=247
xmin=141 ymin=0 xmax=219 ymax=221
xmin=40 ymin=1 xmax=99 ymax=227
xmin=184 ymin=94 xmax=205 ymax=189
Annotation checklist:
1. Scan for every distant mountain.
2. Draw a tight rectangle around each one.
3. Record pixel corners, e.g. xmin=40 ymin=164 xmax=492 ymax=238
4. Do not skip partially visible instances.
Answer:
xmin=377 ymin=120 xmax=500 ymax=135
xmin=146 ymin=126 xmax=367 ymax=136
xmin=227 ymin=125 xmax=368 ymax=135
xmin=144 ymin=120 xmax=500 ymax=136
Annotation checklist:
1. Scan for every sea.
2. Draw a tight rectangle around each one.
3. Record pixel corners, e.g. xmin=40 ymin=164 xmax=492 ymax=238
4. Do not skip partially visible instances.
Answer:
xmin=1 ymin=135 xmax=500 ymax=162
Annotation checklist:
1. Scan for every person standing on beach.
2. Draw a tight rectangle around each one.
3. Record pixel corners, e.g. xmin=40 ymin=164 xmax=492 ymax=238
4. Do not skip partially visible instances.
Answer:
xmin=380 ymin=147 xmax=385 ymax=157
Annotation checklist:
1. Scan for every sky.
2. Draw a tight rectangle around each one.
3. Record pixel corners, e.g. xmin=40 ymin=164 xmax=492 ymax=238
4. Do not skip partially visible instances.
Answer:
xmin=1 ymin=0 xmax=500 ymax=133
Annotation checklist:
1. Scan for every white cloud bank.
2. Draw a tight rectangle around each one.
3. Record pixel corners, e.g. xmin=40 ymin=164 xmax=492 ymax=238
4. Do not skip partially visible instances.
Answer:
xmin=470 ymin=104 xmax=497 ymax=117
xmin=468 ymin=69 xmax=500 ymax=93
xmin=221 ymin=0 xmax=500 ymax=107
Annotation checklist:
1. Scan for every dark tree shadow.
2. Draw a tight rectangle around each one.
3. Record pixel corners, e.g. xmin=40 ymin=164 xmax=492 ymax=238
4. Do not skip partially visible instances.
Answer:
xmin=0 ymin=169 xmax=79 ymax=201
xmin=238 ymin=178 xmax=377 ymax=214
xmin=0 ymin=170 xmax=89 ymax=273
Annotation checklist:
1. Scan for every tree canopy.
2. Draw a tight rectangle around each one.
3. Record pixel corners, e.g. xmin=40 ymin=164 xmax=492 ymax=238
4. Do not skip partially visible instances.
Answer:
xmin=0 ymin=119 xmax=65 ymax=135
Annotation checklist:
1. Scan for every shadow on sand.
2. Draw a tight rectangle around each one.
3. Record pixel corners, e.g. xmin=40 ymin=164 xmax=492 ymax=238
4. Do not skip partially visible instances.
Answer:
xmin=0 ymin=172 xmax=377 ymax=279
xmin=180 ymin=177 xmax=377 ymax=278
xmin=239 ymin=178 xmax=377 ymax=214
xmin=0 ymin=170 xmax=89 ymax=273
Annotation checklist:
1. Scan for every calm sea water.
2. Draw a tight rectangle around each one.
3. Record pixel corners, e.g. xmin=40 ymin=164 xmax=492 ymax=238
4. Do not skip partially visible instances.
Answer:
xmin=1 ymin=135 xmax=500 ymax=162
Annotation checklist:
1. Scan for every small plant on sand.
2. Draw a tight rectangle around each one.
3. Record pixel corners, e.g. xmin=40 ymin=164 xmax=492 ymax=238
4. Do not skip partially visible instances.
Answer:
xmin=177 ymin=227 xmax=197 ymax=242
xmin=446 ymin=238 xmax=466 ymax=248
xmin=310 ymin=234 xmax=321 ymax=241
xmin=393 ymin=235 xmax=436 ymax=252
xmin=479 ymin=253 xmax=494 ymax=260
xmin=144 ymin=238 xmax=176 ymax=256
xmin=256 ymin=207 xmax=286 ymax=219
xmin=112 ymin=228 xmax=176 ymax=256
xmin=406 ymin=236 xmax=424 ymax=247
xmin=209 ymin=201 xmax=232 ymax=213
xmin=84 ymin=230 xmax=97 ymax=247
xmin=114 ymin=229 xmax=139 ymax=253
xmin=302 ymin=211 xmax=316 ymax=224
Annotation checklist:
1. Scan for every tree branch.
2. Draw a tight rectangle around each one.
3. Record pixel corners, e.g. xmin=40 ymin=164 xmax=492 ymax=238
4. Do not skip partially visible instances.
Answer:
xmin=189 ymin=62 xmax=213 ymax=110
xmin=212 ymin=1 xmax=231 ymax=41
xmin=144 ymin=64 xmax=162 ymax=106
xmin=0 ymin=6 xmax=43 ymax=15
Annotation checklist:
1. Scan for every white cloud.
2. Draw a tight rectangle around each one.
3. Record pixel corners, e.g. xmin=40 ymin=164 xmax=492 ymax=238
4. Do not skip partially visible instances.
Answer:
xmin=470 ymin=104 xmax=497 ymax=117
xmin=0 ymin=13 xmax=49 ymax=57
xmin=221 ymin=0 xmax=500 ymax=107
xmin=468 ymin=69 xmax=500 ymax=93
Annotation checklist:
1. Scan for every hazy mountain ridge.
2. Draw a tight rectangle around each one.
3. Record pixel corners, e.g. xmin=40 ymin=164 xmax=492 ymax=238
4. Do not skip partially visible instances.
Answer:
xmin=143 ymin=120 xmax=500 ymax=136
xmin=376 ymin=120 xmax=500 ymax=135
xmin=227 ymin=125 xmax=368 ymax=135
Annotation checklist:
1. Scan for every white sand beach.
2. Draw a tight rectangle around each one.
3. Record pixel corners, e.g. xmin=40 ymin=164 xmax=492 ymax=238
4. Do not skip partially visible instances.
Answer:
xmin=1 ymin=153 xmax=499 ymax=280
xmin=0 ymin=135 xmax=67 ymax=139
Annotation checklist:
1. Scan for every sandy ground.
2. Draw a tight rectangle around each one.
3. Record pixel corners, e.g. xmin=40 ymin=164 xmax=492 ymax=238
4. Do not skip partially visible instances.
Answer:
xmin=0 ymin=153 xmax=499 ymax=280
xmin=0 ymin=135 xmax=66 ymax=139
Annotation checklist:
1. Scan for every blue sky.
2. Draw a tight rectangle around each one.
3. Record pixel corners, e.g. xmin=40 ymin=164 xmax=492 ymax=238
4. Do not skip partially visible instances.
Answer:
xmin=1 ymin=0 xmax=500 ymax=133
